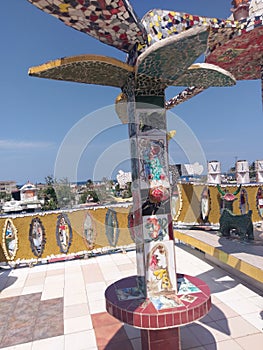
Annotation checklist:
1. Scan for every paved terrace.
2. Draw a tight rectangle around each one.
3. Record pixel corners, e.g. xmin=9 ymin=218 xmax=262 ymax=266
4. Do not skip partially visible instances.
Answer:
xmin=0 ymin=241 xmax=262 ymax=350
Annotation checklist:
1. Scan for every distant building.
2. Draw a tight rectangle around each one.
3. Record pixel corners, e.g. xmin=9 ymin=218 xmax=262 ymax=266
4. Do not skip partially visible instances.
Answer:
xmin=2 ymin=182 xmax=42 ymax=214
xmin=116 ymin=170 xmax=132 ymax=189
xmin=0 ymin=181 xmax=17 ymax=194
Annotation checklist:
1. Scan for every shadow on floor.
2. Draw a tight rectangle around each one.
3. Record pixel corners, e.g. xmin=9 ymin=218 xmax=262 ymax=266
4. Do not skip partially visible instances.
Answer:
xmin=0 ymin=269 xmax=17 ymax=292
xmin=181 ymin=323 xmax=217 ymax=349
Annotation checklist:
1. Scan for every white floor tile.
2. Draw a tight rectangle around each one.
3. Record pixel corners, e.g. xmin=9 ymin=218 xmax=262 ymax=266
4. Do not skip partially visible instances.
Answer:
xmin=64 ymin=291 xmax=88 ymax=306
xmin=0 ymin=342 xmax=32 ymax=350
xmin=85 ymin=282 xmax=107 ymax=293
xmin=32 ymin=335 xmax=64 ymax=350
xmin=64 ymin=314 xmax=93 ymax=334
xmin=21 ymin=285 xmax=44 ymax=295
xmin=64 ymin=303 xmax=90 ymax=319
xmin=88 ymin=298 xmax=106 ymax=314
xmin=65 ymin=330 xmax=97 ymax=350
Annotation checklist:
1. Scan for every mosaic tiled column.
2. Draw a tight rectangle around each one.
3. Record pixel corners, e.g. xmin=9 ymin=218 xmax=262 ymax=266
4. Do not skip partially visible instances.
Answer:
xmin=127 ymin=89 xmax=177 ymax=300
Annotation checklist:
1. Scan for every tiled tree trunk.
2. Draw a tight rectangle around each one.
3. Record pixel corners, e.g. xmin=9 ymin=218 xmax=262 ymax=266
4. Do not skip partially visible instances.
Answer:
xmin=127 ymin=88 xmax=177 ymax=299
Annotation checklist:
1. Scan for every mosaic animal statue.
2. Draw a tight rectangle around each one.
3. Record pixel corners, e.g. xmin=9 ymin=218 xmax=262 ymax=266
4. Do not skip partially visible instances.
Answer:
xmin=219 ymin=208 xmax=254 ymax=240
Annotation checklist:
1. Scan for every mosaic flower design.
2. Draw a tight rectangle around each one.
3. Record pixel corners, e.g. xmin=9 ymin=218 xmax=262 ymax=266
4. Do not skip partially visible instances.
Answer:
xmin=2 ymin=219 xmax=18 ymax=261
xmin=56 ymin=213 xmax=73 ymax=253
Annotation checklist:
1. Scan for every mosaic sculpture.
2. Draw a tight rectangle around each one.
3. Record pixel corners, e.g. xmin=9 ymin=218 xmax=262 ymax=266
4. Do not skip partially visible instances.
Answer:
xmin=217 ymin=184 xmax=254 ymax=240
xmin=26 ymin=1 xmax=262 ymax=349
xmin=219 ymin=209 xmax=254 ymax=240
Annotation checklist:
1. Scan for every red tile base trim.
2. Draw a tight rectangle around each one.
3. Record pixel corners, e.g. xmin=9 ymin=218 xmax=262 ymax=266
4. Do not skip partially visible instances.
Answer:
xmin=141 ymin=328 xmax=181 ymax=350
xmin=105 ymin=274 xmax=211 ymax=330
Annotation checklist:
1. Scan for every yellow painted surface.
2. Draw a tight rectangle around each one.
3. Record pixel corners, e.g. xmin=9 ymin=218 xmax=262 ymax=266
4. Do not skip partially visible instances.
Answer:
xmin=0 ymin=206 xmax=133 ymax=263
xmin=175 ymin=183 xmax=263 ymax=224
xmin=174 ymin=230 xmax=263 ymax=284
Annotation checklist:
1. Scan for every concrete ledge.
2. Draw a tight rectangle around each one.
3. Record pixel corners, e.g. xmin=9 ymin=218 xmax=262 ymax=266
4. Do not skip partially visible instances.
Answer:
xmin=174 ymin=229 xmax=263 ymax=286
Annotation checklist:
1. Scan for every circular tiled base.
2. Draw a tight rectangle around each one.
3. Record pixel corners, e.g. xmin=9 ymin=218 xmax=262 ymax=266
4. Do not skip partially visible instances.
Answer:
xmin=105 ymin=273 xmax=211 ymax=330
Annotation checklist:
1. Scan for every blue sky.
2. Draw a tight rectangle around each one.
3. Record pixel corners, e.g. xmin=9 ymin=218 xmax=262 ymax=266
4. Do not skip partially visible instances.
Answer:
xmin=0 ymin=0 xmax=262 ymax=185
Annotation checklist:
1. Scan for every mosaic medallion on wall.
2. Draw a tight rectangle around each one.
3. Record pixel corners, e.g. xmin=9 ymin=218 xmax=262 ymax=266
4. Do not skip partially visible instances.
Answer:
xmin=29 ymin=217 xmax=46 ymax=258
xmin=200 ymin=186 xmax=211 ymax=223
xmin=2 ymin=219 xmax=18 ymax=261
xmin=239 ymin=188 xmax=249 ymax=215
xmin=105 ymin=209 xmax=119 ymax=247
xmin=256 ymin=187 xmax=263 ymax=218
xmin=56 ymin=213 xmax=72 ymax=254
xmin=83 ymin=212 xmax=96 ymax=250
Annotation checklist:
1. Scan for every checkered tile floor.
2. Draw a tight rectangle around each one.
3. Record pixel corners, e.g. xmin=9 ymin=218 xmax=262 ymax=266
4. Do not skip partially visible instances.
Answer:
xmin=0 ymin=243 xmax=262 ymax=349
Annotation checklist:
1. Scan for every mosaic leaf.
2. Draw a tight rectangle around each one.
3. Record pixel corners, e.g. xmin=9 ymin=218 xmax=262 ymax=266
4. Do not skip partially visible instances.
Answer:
xmin=29 ymin=55 xmax=134 ymax=87
xmin=27 ymin=0 xmax=146 ymax=52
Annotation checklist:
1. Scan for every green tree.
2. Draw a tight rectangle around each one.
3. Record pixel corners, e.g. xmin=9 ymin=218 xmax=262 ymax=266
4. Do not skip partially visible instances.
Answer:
xmin=79 ymin=189 xmax=99 ymax=204
xmin=54 ymin=178 xmax=74 ymax=208
xmin=40 ymin=175 xmax=58 ymax=211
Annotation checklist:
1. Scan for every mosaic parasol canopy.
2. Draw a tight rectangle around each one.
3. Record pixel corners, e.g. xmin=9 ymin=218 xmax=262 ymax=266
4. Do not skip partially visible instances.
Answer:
xmin=27 ymin=0 xmax=263 ymax=110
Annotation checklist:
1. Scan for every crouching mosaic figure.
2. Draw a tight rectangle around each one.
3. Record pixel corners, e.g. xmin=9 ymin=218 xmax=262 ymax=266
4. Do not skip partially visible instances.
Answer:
xmin=217 ymin=185 xmax=254 ymax=241
xmin=219 ymin=209 xmax=254 ymax=241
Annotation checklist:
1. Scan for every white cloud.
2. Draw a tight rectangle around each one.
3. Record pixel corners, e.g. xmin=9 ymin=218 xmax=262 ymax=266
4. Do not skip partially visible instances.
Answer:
xmin=0 ymin=139 xmax=54 ymax=149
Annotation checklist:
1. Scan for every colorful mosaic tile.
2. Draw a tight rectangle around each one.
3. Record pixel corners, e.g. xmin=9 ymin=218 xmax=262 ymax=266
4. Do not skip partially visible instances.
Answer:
xmin=27 ymin=0 xmax=146 ymax=52
xmin=177 ymin=277 xmax=201 ymax=295
xmin=206 ymin=24 xmax=263 ymax=80
xmin=150 ymin=294 xmax=183 ymax=310
xmin=136 ymin=26 xmax=209 ymax=86
xmin=116 ymin=286 xmax=145 ymax=301
xmin=145 ymin=240 xmax=177 ymax=297
xmin=140 ymin=8 xmax=263 ymax=82
xmin=143 ymin=214 xmax=169 ymax=242
xmin=141 ymin=9 xmax=240 ymax=47
xmin=165 ymin=87 xmax=205 ymax=109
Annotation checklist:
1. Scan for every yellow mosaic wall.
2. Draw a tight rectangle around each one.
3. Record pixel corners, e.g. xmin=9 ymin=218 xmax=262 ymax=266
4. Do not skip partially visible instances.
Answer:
xmin=1 ymin=183 xmax=262 ymax=264
xmin=0 ymin=205 xmax=133 ymax=264
xmin=175 ymin=183 xmax=263 ymax=224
